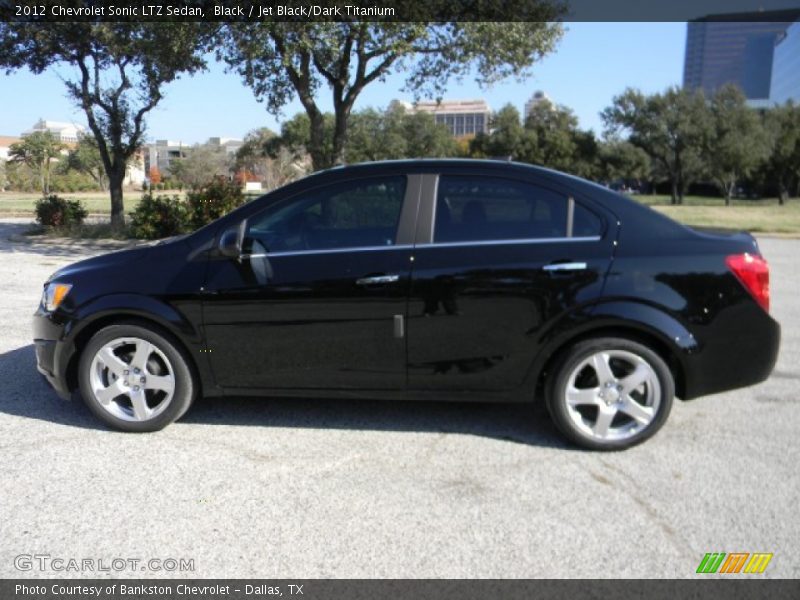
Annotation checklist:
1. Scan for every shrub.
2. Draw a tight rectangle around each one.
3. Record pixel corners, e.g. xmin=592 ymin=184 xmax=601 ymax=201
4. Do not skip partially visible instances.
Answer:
xmin=35 ymin=195 xmax=88 ymax=228
xmin=186 ymin=176 xmax=245 ymax=229
xmin=129 ymin=193 xmax=188 ymax=239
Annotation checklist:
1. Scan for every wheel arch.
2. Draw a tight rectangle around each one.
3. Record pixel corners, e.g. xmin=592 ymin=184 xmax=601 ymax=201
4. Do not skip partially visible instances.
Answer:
xmin=531 ymin=302 xmax=698 ymax=401
xmin=64 ymin=307 xmax=206 ymax=397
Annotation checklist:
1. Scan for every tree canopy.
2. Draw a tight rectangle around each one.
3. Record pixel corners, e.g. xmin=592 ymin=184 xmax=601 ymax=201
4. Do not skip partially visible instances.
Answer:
xmin=220 ymin=19 xmax=564 ymax=170
xmin=8 ymin=131 xmax=64 ymax=195
xmin=602 ymin=86 xmax=707 ymax=204
xmin=0 ymin=22 xmax=215 ymax=227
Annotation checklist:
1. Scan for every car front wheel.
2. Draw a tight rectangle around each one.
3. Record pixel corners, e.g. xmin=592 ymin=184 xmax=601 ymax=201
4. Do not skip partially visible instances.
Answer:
xmin=546 ymin=337 xmax=674 ymax=450
xmin=78 ymin=323 xmax=195 ymax=432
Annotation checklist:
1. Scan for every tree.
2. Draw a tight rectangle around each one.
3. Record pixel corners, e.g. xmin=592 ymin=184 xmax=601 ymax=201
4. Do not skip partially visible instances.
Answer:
xmin=67 ymin=134 xmax=108 ymax=191
xmin=523 ymin=100 xmax=600 ymax=178
xmin=272 ymin=104 xmax=457 ymax=165
xmin=763 ymin=101 xmax=800 ymax=205
xmin=703 ymin=85 xmax=770 ymax=205
xmin=602 ymin=87 xmax=707 ymax=204
xmin=220 ymin=19 xmax=564 ymax=170
xmin=0 ymin=23 xmax=215 ymax=228
xmin=234 ymin=127 xmax=305 ymax=190
xmin=8 ymin=131 xmax=64 ymax=195
xmin=471 ymin=100 xmax=598 ymax=178
xmin=597 ymin=140 xmax=652 ymax=186
xmin=345 ymin=103 xmax=456 ymax=162
xmin=470 ymin=104 xmax=528 ymax=159
xmin=148 ymin=166 xmax=162 ymax=185
xmin=0 ymin=159 xmax=6 ymax=191
xmin=169 ymin=143 xmax=232 ymax=190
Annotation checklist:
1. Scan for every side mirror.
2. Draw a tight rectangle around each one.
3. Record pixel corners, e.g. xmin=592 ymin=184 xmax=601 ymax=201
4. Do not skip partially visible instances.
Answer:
xmin=218 ymin=221 xmax=244 ymax=258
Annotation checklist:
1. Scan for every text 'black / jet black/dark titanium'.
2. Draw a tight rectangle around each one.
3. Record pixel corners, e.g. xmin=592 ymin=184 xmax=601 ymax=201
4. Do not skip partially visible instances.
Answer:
xmin=33 ymin=160 xmax=780 ymax=450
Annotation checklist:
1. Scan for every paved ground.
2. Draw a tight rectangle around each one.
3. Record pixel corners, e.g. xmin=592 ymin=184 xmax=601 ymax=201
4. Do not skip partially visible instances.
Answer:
xmin=0 ymin=218 xmax=797 ymax=578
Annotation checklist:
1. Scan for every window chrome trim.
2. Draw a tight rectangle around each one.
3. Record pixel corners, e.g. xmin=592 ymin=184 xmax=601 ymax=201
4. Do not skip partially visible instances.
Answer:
xmin=265 ymin=244 xmax=415 ymax=258
xmin=257 ymin=235 xmax=601 ymax=257
xmin=416 ymin=236 xmax=601 ymax=249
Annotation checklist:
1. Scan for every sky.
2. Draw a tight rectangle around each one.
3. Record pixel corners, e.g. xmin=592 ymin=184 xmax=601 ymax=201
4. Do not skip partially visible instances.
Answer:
xmin=0 ymin=22 xmax=686 ymax=144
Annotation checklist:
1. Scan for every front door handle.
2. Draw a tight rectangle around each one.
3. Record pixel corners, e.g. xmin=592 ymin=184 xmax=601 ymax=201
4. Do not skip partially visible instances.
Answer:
xmin=543 ymin=262 xmax=587 ymax=272
xmin=356 ymin=274 xmax=400 ymax=286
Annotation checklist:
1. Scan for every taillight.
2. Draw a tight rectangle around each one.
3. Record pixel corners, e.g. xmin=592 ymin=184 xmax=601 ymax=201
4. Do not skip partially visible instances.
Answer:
xmin=726 ymin=253 xmax=770 ymax=312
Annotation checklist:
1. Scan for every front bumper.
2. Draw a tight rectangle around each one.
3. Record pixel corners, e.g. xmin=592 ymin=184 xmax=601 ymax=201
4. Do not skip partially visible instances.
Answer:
xmin=33 ymin=308 xmax=75 ymax=401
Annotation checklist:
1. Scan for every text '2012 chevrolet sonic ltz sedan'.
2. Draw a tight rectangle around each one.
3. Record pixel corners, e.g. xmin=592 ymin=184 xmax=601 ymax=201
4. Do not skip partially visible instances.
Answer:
xmin=33 ymin=160 xmax=780 ymax=449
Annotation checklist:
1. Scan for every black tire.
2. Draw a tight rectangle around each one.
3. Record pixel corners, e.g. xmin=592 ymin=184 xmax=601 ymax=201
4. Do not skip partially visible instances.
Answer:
xmin=78 ymin=322 xmax=196 ymax=432
xmin=546 ymin=337 xmax=674 ymax=450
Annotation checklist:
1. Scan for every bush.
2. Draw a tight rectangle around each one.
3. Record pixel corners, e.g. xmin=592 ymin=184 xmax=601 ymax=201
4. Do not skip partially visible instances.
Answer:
xmin=50 ymin=169 xmax=101 ymax=193
xmin=186 ymin=176 xmax=245 ymax=229
xmin=35 ymin=195 xmax=88 ymax=228
xmin=129 ymin=193 xmax=188 ymax=239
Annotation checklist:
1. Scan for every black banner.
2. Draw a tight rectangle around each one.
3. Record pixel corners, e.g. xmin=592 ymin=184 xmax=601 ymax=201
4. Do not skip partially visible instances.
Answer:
xmin=1 ymin=0 xmax=800 ymax=22
xmin=3 ymin=579 xmax=800 ymax=600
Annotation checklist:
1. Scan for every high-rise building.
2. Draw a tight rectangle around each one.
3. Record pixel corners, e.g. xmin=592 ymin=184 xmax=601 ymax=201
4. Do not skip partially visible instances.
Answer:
xmin=770 ymin=21 xmax=800 ymax=105
xmin=524 ymin=91 xmax=552 ymax=118
xmin=683 ymin=11 xmax=799 ymax=106
xmin=403 ymin=99 xmax=491 ymax=138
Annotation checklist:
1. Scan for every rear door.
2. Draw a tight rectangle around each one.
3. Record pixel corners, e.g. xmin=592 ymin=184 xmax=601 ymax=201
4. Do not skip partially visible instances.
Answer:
xmin=407 ymin=171 xmax=615 ymax=395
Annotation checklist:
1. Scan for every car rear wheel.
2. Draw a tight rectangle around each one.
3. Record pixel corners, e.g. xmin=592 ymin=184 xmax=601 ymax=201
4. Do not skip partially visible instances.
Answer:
xmin=546 ymin=337 xmax=674 ymax=450
xmin=78 ymin=323 xmax=195 ymax=432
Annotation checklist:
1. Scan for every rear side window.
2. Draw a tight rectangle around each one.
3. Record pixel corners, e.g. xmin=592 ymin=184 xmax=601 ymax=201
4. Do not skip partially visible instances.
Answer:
xmin=434 ymin=176 xmax=568 ymax=243
xmin=573 ymin=202 xmax=603 ymax=237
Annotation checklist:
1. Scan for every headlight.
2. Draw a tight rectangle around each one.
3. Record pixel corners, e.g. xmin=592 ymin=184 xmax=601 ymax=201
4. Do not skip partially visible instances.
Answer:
xmin=42 ymin=283 xmax=72 ymax=312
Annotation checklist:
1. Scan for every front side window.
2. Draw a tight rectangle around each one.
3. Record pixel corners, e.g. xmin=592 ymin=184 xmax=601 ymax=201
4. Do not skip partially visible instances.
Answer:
xmin=434 ymin=176 xmax=569 ymax=243
xmin=246 ymin=176 xmax=406 ymax=253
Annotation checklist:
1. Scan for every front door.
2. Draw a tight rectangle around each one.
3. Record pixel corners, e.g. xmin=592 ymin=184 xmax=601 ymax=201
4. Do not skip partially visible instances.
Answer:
xmin=202 ymin=175 xmax=417 ymax=393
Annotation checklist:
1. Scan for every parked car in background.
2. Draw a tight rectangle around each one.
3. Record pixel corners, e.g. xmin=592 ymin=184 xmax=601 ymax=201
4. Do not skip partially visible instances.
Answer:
xmin=33 ymin=160 xmax=780 ymax=449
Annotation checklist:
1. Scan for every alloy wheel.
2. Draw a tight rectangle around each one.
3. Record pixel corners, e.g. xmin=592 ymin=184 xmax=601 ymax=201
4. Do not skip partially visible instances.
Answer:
xmin=563 ymin=349 xmax=660 ymax=443
xmin=88 ymin=337 xmax=176 ymax=422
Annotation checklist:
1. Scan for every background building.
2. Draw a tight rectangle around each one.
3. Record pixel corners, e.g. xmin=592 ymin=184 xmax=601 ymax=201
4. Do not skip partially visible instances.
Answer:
xmin=683 ymin=11 xmax=799 ymax=106
xmin=770 ymin=21 xmax=800 ymax=105
xmin=207 ymin=136 xmax=243 ymax=157
xmin=144 ymin=140 xmax=186 ymax=175
xmin=0 ymin=136 xmax=21 ymax=161
xmin=524 ymin=91 xmax=552 ymax=118
xmin=22 ymin=119 xmax=85 ymax=144
xmin=405 ymin=99 xmax=491 ymax=138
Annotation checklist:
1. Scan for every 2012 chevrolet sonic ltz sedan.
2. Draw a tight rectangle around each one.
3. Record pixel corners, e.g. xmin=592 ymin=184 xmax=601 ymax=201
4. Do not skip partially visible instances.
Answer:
xmin=33 ymin=160 xmax=780 ymax=449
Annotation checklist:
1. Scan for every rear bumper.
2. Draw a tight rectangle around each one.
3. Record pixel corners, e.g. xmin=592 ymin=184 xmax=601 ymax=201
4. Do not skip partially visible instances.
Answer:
xmin=681 ymin=309 xmax=781 ymax=400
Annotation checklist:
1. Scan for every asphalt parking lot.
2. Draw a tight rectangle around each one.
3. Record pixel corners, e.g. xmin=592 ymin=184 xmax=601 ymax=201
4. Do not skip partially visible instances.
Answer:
xmin=0 ymin=219 xmax=797 ymax=579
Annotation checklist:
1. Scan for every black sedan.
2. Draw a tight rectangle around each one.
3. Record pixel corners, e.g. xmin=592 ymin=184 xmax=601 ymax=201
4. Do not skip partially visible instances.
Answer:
xmin=33 ymin=160 xmax=780 ymax=449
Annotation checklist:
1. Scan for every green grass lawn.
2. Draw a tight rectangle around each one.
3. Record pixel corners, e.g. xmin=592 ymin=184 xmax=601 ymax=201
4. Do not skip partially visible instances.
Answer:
xmin=0 ymin=190 xmax=151 ymax=215
xmin=630 ymin=194 xmax=800 ymax=234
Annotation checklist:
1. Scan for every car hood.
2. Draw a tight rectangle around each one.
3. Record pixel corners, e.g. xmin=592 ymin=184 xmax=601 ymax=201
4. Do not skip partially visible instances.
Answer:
xmin=48 ymin=245 xmax=157 ymax=283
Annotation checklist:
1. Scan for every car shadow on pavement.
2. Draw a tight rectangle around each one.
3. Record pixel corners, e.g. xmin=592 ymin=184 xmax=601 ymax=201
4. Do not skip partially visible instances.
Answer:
xmin=0 ymin=344 xmax=569 ymax=448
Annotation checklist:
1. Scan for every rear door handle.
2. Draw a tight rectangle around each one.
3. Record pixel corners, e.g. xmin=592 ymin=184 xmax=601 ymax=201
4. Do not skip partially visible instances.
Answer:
xmin=543 ymin=262 xmax=587 ymax=272
xmin=356 ymin=274 xmax=400 ymax=285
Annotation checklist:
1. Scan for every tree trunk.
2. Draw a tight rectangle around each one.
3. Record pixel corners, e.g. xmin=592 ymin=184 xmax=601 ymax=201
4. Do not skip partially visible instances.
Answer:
xmin=306 ymin=110 xmax=330 ymax=172
xmin=108 ymin=167 xmax=126 ymax=230
xmin=331 ymin=109 xmax=349 ymax=167
xmin=40 ymin=158 xmax=48 ymax=196
xmin=779 ymin=187 xmax=788 ymax=206
xmin=670 ymin=180 xmax=679 ymax=205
